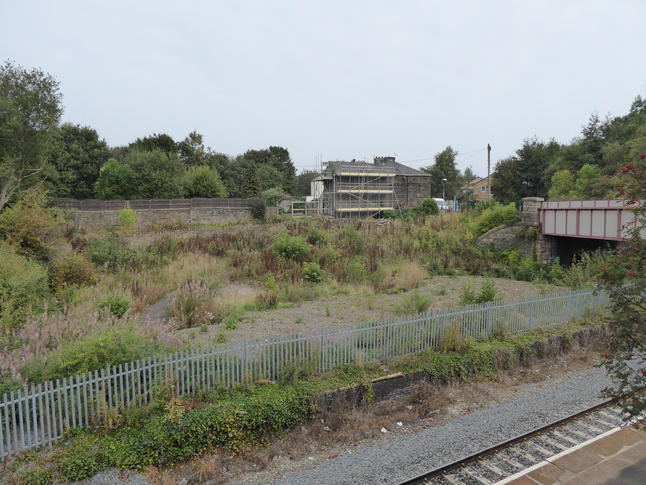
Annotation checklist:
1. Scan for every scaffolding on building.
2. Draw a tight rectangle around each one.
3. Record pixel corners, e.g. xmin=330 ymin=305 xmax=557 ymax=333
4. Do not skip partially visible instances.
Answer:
xmin=318 ymin=163 xmax=398 ymax=219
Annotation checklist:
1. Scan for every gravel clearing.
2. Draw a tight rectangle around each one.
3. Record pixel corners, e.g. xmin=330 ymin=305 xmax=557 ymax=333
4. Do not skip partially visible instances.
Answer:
xmin=266 ymin=366 xmax=612 ymax=485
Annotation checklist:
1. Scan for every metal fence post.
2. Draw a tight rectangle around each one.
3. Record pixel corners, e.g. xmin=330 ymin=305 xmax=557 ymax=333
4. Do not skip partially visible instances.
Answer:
xmin=486 ymin=301 xmax=492 ymax=335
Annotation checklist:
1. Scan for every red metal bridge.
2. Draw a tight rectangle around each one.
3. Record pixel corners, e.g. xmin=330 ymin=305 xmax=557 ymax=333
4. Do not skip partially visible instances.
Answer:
xmin=540 ymin=199 xmax=645 ymax=241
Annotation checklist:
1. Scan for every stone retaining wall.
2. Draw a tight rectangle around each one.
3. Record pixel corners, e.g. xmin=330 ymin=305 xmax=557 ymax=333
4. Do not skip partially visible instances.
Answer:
xmin=319 ymin=324 xmax=609 ymax=409
xmin=475 ymin=197 xmax=558 ymax=263
xmin=62 ymin=207 xmax=252 ymax=230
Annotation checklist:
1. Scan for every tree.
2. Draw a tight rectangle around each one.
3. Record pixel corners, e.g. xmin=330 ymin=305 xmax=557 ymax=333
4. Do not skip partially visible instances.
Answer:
xmin=0 ymin=60 xmax=63 ymax=209
xmin=491 ymin=137 xmax=561 ymax=201
xmin=94 ymin=159 xmax=137 ymax=200
xmin=547 ymin=170 xmax=575 ymax=200
xmin=241 ymin=162 xmax=260 ymax=198
xmin=294 ymin=170 xmax=319 ymax=197
xmin=125 ymin=149 xmax=185 ymax=199
xmin=421 ymin=146 xmax=460 ymax=199
xmin=460 ymin=166 xmax=478 ymax=185
xmin=128 ymin=133 xmax=177 ymax=154
xmin=491 ymin=157 xmax=522 ymax=202
xmin=255 ymin=163 xmax=286 ymax=192
xmin=242 ymin=146 xmax=296 ymax=194
xmin=178 ymin=131 xmax=210 ymax=167
xmin=50 ymin=123 xmax=111 ymax=199
xmin=572 ymin=163 xmax=602 ymax=199
xmin=600 ymin=153 xmax=646 ymax=418
xmin=207 ymin=152 xmax=237 ymax=196
xmin=184 ymin=165 xmax=227 ymax=198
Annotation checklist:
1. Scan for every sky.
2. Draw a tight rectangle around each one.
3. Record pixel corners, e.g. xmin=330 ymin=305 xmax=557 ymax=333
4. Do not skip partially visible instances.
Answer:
xmin=2 ymin=1 xmax=645 ymax=178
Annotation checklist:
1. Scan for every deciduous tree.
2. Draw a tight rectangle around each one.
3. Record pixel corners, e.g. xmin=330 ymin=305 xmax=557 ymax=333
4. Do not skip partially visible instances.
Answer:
xmin=421 ymin=146 xmax=460 ymax=199
xmin=0 ymin=61 xmax=63 ymax=209
xmin=184 ymin=165 xmax=227 ymax=198
xmin=125 ymin=149 xmax=185 ymax=199
xmin=50 ymin=123 xmax=111 ymax=199
xmin=94 ymin=159 xmax=137 ymax=200
xmin=547 ymin=170 xmax=575 ymax=200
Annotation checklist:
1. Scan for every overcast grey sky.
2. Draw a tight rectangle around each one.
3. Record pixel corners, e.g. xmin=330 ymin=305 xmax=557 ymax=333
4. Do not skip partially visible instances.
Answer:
xmin=2 ymin=1 xmax=645 ymax=177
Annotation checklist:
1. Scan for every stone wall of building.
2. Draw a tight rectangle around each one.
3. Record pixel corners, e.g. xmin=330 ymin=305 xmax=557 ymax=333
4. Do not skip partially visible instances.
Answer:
xmin=62 ymin=207 xmax=252 ymax=230
xmin=394 ymin=176 xmax=432 ymax=207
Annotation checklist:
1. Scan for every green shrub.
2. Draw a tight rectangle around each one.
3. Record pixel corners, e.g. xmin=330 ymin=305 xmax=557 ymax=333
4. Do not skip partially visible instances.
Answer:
xmin=466 ymin=202 xmax=520 ymax=237
xmin=0 ymin=242 xmax=50 ymax=332
xmin=342 ymin=257 xmax=368 ymax=284
xmin=249 ymin=197 xmax=266 ymax=221
xmin=306 ymin=226 xmax=330 ymax=246
xmin=460 ymin=279 xmax=498 ymax=305
xmin=98 ymin=294 xmax=131 ymax=318
xmin=421 ymin=198 xmax=439 ymax=215
xmin=477 ymin=279 xmax=497 ymax=302
xmin=49 ymin=251 xmax=97 ymax=293
xmin=119 ymin=208 xmax=136 ymax=228
xmin=56 ymin=434 xmax=106 ymax=481
xmin=302 ymin=262 xmax=324 ymax=283
xmin=13 ymin=468 xmax=53 ymax=485
xmin=26 ymin=327 xmax=174 ymax=383
xmin=459 ymin=282 xmax=478 ymax=305
xmin=85 ymin=234 xmax=134 ymax=272
xmin=395 ymin=289 xmax=432 ymax=315
xmin=271 ymin=233 xmax=310 ymax=260
xmin=0 ymin=187 xmax=60 ymax=261
xmin=558 ymin=249 xmax=611 ymax=289
xmin=255 ymin=290 xmax=279 ymax=309
xmin=260 ymin=188 xmax=285 ymax=207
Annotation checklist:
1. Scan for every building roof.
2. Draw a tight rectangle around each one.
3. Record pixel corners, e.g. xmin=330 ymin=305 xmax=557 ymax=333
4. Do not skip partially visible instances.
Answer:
xmin=324 ymin=160 xmax=429 ymax=177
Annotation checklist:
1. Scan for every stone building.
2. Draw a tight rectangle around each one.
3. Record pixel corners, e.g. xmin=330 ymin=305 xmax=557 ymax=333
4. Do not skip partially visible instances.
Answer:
xmin=316 ymin=157 xmax=431 ymax=218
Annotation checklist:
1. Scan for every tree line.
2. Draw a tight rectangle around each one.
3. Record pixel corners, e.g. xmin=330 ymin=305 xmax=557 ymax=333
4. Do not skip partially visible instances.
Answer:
xmin=0 ymin=60 xmax=317 ymax=210
xmin=491 ymin=101 xmax=646 ymax=202
xmin=2 ymin=59 xmax=646 ymax=212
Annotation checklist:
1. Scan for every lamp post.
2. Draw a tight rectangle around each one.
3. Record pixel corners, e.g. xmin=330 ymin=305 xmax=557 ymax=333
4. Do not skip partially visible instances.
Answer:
xmin=441 ymin=178 xmax=447 ymax=200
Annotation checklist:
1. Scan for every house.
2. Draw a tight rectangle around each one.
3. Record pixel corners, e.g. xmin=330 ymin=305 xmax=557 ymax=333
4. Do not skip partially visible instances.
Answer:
xmin=316 ymin=156 xmax=431 ymax=218
xmin=461 ymin=176 xmax=493 ymax=202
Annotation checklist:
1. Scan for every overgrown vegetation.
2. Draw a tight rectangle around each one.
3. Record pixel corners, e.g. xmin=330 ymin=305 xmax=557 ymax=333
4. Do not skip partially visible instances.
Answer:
xmin=0 ymin=192 xmax=613 ymax=393
xmin=4 ymin=317 xmax=607 ymax=483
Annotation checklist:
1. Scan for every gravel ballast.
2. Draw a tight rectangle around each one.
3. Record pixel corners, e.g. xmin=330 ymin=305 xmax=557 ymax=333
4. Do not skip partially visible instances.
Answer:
xmin=268 ymin=367 xmax=612 ymax=485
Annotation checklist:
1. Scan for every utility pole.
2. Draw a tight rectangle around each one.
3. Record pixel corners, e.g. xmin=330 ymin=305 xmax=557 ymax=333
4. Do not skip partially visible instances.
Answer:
xmin=487 ymin=144 xmax=491 ymax=202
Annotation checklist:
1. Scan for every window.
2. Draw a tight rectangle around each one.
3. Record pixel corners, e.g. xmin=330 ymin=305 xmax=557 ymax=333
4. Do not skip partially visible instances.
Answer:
xmin=481 ymin=186 xmax=487 ymax=192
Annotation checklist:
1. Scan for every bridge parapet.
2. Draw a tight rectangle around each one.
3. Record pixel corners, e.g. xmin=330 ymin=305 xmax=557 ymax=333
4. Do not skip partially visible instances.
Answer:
xmin=540 ymin=199 xmax=638 ymax=241
xmin=521 ymin=197 xmax=544 ymax=225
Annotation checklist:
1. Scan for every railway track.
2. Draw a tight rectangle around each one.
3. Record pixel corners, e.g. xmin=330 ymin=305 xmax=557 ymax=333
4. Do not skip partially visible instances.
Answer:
xmin=397 ymin=400 xmax=627 ymax=485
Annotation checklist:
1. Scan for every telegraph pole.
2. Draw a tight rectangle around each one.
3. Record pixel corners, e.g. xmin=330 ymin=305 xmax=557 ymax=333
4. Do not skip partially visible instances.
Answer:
xmin=487 ymin=144 xmax=491 ymax=202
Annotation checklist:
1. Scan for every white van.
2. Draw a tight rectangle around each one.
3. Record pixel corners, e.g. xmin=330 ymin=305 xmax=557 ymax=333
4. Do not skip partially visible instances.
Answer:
xmin=433 ymin=198 xmax=449 ymax=210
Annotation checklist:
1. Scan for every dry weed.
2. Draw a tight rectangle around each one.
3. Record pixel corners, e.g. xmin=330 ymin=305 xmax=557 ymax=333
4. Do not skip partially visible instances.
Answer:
xmin=143 ymin=466 xmax=161 ymax=484
xmin=378 ymin=261 xmax=427 ymax=293
xmin=197 ymin=453 xmax=219 ymax=481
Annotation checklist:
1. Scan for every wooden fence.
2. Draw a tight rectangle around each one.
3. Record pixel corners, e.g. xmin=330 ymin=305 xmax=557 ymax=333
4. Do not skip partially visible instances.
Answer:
xmin=56 ymin=198 xmax=251 ymax=211
xmin=0 ymin=288 xmax=607 ymax=457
